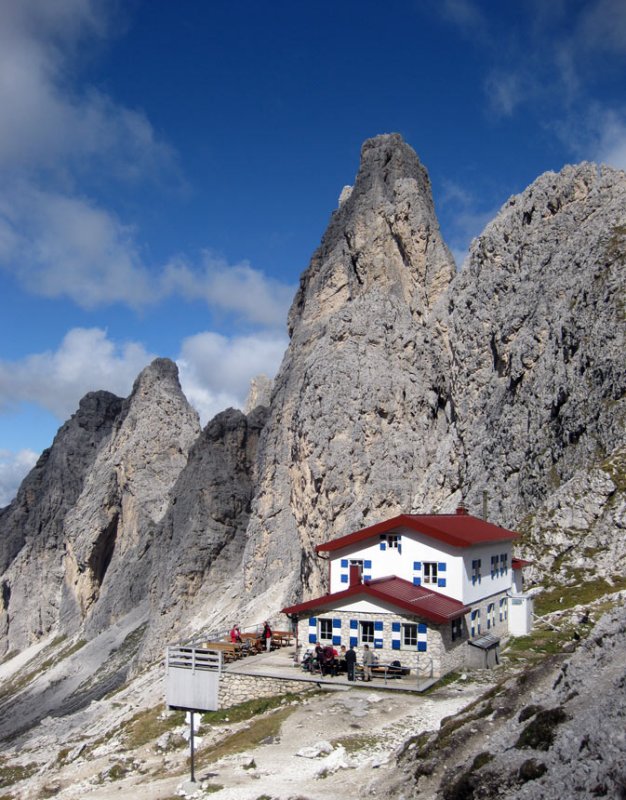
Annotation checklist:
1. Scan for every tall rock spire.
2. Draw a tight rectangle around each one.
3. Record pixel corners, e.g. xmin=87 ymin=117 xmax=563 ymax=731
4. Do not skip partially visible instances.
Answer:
xmin=288 ymin=133 xmax=455 ymax=336
xmin=241 ymin=134 xmax=457 ymax=608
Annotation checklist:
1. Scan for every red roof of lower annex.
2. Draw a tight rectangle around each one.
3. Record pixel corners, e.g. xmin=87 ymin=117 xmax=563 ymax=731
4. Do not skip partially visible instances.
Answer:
xmin=315 ymin=512 xmax=518 ymax=553
xmin=281 ymin=575 xmax=470 ymax=625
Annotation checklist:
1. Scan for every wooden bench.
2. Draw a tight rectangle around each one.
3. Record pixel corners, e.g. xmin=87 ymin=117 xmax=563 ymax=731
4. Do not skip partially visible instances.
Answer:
xmin=270 ymin=630 xmax=294 ymax=647
xmin=199 ymin=641 xmax=241 ymax=662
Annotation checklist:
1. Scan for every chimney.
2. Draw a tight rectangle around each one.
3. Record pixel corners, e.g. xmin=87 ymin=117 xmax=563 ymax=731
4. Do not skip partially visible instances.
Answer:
xmin=456 ymin=503 xmax=468 ymax=515
xmin=349 ymin=564 xmax=362 ymax=587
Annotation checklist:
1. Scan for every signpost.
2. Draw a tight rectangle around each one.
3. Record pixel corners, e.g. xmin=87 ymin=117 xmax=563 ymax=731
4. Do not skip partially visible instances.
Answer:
xmin=165 ymin=645 xmax=222 ymax=782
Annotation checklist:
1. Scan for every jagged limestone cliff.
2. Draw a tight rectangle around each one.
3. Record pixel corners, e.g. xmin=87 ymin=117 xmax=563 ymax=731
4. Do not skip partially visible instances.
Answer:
xmin=0 ymin=134 xmax=624 ymax=665
xmin=0 ymin=359 xmax=200 ymax=656
xmin=241 ymin=134 xmax=458 ymax=607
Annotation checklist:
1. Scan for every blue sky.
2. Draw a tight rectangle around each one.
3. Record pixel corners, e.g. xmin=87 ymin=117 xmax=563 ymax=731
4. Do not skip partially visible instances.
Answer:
xmin=1 ymin=0 xmax=626 ymax=505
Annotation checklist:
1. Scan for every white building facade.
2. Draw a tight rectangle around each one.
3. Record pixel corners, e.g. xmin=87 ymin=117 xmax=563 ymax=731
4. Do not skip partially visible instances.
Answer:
xmin=283 ymin=508 xmax=532 ymax=677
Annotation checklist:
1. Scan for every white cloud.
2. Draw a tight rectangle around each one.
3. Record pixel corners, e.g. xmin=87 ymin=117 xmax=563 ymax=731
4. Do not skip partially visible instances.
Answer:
xmin=0 ymin=328 xmax=155 ymax=420
xmin=163 ymin=254 xmax=295 ymax=328
xmin=0 ymin=326 xmax=286 ymax=438
xmin=591 ymin=111 xmax=626 ymax=170
xmin=484 ymin=71 xmax=525 ymax=118
xmin=177 ymin=331 xmax=287 ymax=424
xmin=0 ymin=0 xmax=174 ymax=178
xmin=0 ymin=448 xmax=39 ymax=508
xmin=0 ymin=184 xmax=154 ymax=308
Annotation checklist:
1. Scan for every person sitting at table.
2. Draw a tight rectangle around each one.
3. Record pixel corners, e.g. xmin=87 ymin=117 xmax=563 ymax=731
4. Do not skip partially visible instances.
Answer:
xmin=321 ymin=644 xmax=338 ymax=676
xmin=337 ymin=644 xmax=347 ymax=673
xmin=229 ymin=624 xmax=242 ymax=643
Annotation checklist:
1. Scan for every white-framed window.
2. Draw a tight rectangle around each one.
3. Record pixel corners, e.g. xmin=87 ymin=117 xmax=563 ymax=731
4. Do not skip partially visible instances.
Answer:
xmin=360 ymin=620 xmax=374 ymax=644
xmin=423 ymin=562 xmax=438 ymax=585
xmin=491 ymin=555 xmax=499 ymax=578
xmin=499 ymin=597 xmax=508 ymax=621
xmin=386 ymin=534 xmax=400 ymax=549
xmin=472 ymin=559 xmax=482 ymax=585
xmin=470 ymin=609 xmax=481 ymax=637
xmin=487 ymin=603 xmax=495 ymax=629
xmin=451 ymin=617 xmax=463 ymax=642
xmin=499 ymin=553 xmax=508 ymax=575
xmin=402 ymin=623 xmax=417 ymax=647
xmin=319 ymin=618 xmax=333 ymax=642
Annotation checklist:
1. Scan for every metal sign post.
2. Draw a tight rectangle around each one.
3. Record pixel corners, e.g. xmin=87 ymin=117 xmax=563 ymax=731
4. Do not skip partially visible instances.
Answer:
xmin=190 ymin=711 xmax=195 ymax=783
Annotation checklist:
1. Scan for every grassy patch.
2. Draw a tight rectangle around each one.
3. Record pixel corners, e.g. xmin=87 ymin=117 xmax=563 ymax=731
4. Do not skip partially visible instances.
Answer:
xmin=195 ymin=706 xmax=296 ymax=767
xmin=121 ymin=706 xmax=186 ymax=750
xmin=423 ymin=671 xmax=462 ymax=694
xmin=200 ymin=692 xmax=307 ymax=728
xmin=0 ymin=762 xmax=38 ymax=788
xmin=534 ymin=576 xmax=626 ymax=616
xmin=331 ymin=733 xmax=380 ymax=753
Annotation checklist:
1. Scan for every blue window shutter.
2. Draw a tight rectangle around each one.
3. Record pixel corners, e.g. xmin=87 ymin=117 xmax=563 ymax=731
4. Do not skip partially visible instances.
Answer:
xmin=392 ymin=640 xmax=401 ymax=650
xmin=418 ymin=623 xmax=427 ymax=634
xmin=413 ymin=561 xmax=421 ymax=571
xmin=398 ymin=543 xmax=402 ymax=554
xmin=350 ymin=619 xmax=358 ymax=630
xmin=374 ymin=638 xmax=383 ymax=649
xmin=417 ymin=641 xmax=427 ymax=652
xmin=333 ymin=618 xmax=341 ymax=628
xmin=438 ymin=562 xmax=446 ymax=572
xmin=309 ymin=617 xmax=317 ymax=625
xmin=413 ymin=577 xmax=421 ymax=586
xmin=341 ymin=574 xmax=348 ymax=583
xmin=332 ymin=635 xmax=342 ymax=645
xmin=364 ymin=560 xmax=372 ymax=569
xmin=309 ymin=633 xmax=317 ymax=643
xmin=364 ymin=575 xmax=371 ymax=582
xmin=392 ymin=622 xmax=401 ymax=632
xmin=374 ymin=620 xmax=384 ymax=631
xmin=350 ymin=636 xmax=358 ymax=647
xmin=438 ymin=578 xmax=447 ymax=588
xmin=379 ymin=542 xmax=386 ymax=551
xmin=341 ymin=559 xmax=348 ymax=568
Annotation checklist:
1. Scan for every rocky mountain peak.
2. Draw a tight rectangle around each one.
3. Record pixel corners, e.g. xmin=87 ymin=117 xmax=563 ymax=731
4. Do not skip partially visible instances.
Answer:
xmin=288 ymin=133 xmax=455 ymax=337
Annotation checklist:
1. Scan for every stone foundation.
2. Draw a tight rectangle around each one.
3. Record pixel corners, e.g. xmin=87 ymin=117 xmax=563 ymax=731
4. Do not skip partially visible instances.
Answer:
xmin=218 ymin=672 xmax=313 ymax=708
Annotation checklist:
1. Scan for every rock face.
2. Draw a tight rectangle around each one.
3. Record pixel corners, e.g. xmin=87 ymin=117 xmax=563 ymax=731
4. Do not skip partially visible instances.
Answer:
xmin=444 ymin=163 xmax=626 ymax=525
xmin=0 ymin=391 xmax=123 ymax=653
xmin=60 ymin=358 xmax=201 ymax=639
xmin=242 ymin=133 xmax=457 ymax=606
xmin=382 ymin=601 xmax=626 ymax=800
xmin=144 ymin=405 xmax=268 ymax=655
xmin=0 ymin=359 xmax=201 ymax=655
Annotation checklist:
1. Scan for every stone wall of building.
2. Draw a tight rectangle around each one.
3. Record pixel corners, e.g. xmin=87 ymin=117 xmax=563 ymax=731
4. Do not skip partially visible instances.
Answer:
xmin=218 ymin=672 xmax=313 ymax=708
xmin=296 ymin=589 xmax=511 ymax=677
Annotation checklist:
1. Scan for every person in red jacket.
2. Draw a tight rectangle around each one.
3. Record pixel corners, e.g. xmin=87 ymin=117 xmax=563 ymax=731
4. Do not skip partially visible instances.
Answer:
xmin=262 ymin=621 xmax=272 ymax=651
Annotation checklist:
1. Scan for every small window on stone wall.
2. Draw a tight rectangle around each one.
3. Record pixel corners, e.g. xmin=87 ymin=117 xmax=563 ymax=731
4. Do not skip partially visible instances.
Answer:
xmin=319 ymin=618 xmax=333 ymax=641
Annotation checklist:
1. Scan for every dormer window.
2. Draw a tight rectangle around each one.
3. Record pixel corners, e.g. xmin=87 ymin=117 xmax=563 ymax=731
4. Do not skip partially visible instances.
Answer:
xmin=380 ymin=533 xmax=401 ymax=552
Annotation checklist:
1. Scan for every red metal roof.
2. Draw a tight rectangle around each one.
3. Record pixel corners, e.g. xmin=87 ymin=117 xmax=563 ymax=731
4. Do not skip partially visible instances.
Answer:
xmin=282 ymin=575 xmax=469 ymax=625
xmin=512 ymin=558 xmax=532 ymax=570
xmin=316 ymin=512 xmax=518 ymax=553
